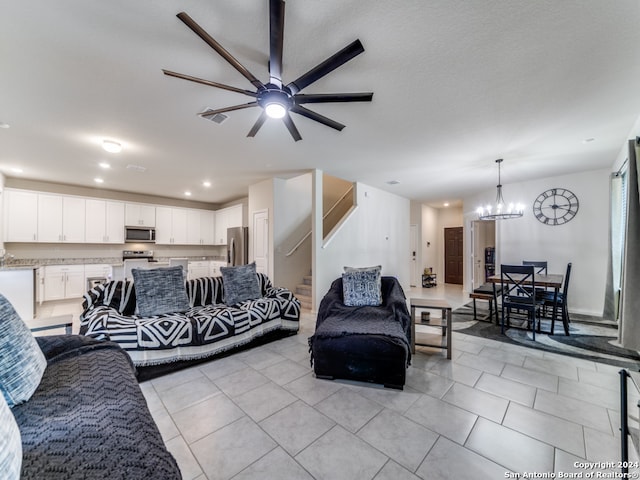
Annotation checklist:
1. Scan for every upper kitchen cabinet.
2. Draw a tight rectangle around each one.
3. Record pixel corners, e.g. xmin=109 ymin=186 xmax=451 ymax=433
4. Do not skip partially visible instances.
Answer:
xmin=156 ymin=207 xmax=188 ymax=245
xmin=4 ymin=189 xmax=38 ymax=242
xmin=214 ymin=204 xmax=243 ymax=245
xmin=85 ymin=199 xmax=125 ymax=244
xmin=187 ymin=209 xmax=215 ymax=245
xmin=125 ymin=203 xmax=156 ymax=227
xmin=37 ymin=194 xmax=85 ymax=243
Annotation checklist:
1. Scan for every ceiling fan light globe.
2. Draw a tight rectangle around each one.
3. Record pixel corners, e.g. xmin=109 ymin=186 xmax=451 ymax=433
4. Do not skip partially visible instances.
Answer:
xmin=265 ymin=103 xmax=287 ymax=119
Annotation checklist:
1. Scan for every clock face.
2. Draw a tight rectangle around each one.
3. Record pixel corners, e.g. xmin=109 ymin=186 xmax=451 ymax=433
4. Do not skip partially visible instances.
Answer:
xmin=532 ymin=188 xmax=579 ymax=226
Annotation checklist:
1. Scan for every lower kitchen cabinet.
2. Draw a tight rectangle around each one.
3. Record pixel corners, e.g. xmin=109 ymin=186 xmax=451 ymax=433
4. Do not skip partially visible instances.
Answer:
xmin=43 ymin=265 xmax=85 ymax=301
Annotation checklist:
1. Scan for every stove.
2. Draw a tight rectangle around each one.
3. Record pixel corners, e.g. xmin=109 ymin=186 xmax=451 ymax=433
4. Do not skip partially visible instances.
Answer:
xmin=122 ymin=250 xmax=154 ymax=261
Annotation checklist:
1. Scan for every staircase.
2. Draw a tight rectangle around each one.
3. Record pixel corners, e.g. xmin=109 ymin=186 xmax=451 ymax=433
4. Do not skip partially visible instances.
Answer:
xmin=295 ymin=274 xmax=313 ymax=310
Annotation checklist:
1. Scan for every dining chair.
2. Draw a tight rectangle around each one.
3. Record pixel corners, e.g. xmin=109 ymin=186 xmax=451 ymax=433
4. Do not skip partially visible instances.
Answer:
xmin=522 ymin=260 xmax=548 ymax=313
xmin=500 ymin=264 xmax=539 ymax=340
xmin=539 ymin=262 xmax=572 ymax=335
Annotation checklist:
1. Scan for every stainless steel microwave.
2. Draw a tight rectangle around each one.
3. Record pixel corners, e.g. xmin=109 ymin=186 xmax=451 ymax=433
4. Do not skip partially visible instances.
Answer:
xmin=125 ymin=227 xmax=156 ymax=243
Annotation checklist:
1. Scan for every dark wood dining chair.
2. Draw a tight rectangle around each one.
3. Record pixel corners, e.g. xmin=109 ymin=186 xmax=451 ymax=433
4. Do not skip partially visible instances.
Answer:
xmin=500 ymin=264 xmax=539 ymax=340
xmin=522 ymin=260 xmax=548 ymax=313
xmin=539 ymin=262 xmax=572 ymax=335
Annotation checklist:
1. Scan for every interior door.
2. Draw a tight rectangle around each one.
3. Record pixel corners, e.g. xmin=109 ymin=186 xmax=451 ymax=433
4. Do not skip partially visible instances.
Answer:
xmin=444 ymin=227 xmax=463 ymax=284
xmin=410 ymin=224 xmax=418 ymax=287
xmin=253 ymin=210 xmax=269 ymax=276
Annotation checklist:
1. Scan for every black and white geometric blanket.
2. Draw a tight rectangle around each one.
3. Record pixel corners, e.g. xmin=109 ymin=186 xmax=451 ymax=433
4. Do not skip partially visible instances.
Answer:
xmin=80 ymin=273 xmax=300 ymax=366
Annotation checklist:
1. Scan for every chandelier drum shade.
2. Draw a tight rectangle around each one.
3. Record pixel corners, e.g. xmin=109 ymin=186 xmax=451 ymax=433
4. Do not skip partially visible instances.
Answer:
xmin=477 ymin=159 xmax=524 ymax=220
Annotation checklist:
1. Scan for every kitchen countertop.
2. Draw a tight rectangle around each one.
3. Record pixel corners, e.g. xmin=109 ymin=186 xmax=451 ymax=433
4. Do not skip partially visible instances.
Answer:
xmin=5 ymin=256 xmax=227 ymax=269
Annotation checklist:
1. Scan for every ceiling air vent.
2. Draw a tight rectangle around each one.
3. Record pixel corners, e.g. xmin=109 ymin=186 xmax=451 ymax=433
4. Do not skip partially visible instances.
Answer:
xmin=201 ymin=109 xmax=228 ymax=125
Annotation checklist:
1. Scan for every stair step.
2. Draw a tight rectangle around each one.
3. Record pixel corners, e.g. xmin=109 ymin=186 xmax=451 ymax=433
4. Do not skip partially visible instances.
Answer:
xmin=303 ymin=275 xmax=312 ymax=286
xmin=296 ymin=284 xmax=312 ymax=296
xmin=296 ymin=293 xmax=312 ymax=310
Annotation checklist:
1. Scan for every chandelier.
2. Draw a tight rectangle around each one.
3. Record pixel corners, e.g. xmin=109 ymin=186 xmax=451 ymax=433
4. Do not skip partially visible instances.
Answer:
xmin=476 ymin=159 xmax=524 ymax=220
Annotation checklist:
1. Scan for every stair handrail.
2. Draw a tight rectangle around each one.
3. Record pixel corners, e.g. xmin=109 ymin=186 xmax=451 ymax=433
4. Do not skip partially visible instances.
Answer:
xmin=285 ymin=185 xmax=354 ymax=257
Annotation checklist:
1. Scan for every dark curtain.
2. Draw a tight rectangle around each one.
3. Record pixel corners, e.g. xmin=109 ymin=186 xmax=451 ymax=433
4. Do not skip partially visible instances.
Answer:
xmin=619 ymin=139 xmax=640 ymax=350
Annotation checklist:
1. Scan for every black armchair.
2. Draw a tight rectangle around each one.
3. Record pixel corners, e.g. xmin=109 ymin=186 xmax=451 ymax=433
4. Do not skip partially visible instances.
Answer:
xmin=308 ymin=276 xmax=411 ymax=389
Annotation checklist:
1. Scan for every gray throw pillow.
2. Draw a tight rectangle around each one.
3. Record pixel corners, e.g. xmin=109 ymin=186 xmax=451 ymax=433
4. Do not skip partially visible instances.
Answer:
xmin=342 ymin=265 xmax=382 ymax=307
xmin=132 ymin=266 xmax=189 ymax=317
xmin=0 ymin=294 xmax=47 ymax=407
xmin=0 ymin=394 xmax=21 ymax=480
xmin=220 ymin=262 xmax=262 ymax=306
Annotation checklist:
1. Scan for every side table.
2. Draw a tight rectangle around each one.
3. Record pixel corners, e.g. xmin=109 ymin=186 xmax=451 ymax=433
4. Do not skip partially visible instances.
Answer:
xmin=25 ymin=315 xmax=73 ymax=335
xmin=410 ymin=298 xmax=452 ymax=359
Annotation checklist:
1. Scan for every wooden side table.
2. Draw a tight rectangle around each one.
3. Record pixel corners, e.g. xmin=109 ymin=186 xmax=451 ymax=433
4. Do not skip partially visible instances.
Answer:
xmin=410 ymin=298 xmax=452 ymax=359
xmin=26 ymin=315 xmax=73 ymax=335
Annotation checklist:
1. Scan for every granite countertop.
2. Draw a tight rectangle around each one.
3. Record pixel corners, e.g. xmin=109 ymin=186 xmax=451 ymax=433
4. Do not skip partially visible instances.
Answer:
xmin=5 ymin=256 xmax=227 ymax=269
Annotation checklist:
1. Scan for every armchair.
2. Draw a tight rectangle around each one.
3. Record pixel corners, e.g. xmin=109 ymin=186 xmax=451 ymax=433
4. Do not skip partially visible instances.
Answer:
xmin=308 ymin=276 xmax=411 ymax=389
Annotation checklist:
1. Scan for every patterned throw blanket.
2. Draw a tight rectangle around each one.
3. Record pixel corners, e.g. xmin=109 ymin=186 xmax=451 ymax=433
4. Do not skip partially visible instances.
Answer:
xmin=12 ymin=335 xmax=182 ymax=480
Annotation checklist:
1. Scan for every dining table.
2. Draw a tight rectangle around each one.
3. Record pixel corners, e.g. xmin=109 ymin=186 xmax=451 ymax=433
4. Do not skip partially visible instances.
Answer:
xmin=487 ymin=272 xmax=568 ymax=336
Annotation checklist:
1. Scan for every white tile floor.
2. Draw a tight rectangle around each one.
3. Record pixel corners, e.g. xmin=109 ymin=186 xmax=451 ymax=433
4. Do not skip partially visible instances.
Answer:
xmin=35 ymin=284 xmax=639 ymax=479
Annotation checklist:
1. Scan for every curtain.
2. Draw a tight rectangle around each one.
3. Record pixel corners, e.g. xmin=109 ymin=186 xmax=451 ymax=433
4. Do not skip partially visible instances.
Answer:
xmin=604 ymin=173 xmax=625 ymax=321
xmin=619 ymin=139 xmax=640 ymax=350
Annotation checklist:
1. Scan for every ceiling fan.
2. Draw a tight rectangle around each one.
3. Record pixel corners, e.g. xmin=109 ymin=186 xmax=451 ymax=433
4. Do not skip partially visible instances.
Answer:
xmin=162 ymin=0 xmax=373 ymax=141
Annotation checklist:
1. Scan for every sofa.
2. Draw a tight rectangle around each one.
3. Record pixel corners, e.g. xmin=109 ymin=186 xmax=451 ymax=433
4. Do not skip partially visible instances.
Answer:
xmin=80 ymin=268 xmax=301 ymax=367
xmin=309 ymin=275 xmax=411 ymax=389
xmin=0 ymin=295 xmax=181 ymax=480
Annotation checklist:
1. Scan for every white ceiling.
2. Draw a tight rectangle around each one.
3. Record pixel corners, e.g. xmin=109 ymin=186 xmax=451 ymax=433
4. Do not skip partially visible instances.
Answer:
xmin=2 ymin=0 xmax=640 ymax=206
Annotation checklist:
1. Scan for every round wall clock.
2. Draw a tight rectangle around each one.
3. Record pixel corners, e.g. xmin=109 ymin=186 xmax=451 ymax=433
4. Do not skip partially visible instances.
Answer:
xmin=532 ymin=188 xmax=579 ymax=226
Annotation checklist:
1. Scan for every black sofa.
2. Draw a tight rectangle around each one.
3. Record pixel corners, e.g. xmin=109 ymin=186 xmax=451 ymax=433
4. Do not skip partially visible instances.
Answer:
xmin=12 ymin=335 xmax=182 ymax=480
xmin=309 ymin=276 xmax=411 ymax=389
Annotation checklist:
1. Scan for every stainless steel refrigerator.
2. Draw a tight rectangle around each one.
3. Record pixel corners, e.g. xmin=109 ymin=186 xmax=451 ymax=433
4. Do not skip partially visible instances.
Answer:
xmin=227 ymin=227 xmax=249 ymax=266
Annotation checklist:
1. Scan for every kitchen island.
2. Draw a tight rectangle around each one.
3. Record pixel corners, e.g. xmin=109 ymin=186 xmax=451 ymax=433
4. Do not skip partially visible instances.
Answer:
xmin=0 ymin=266 xmax=37 ymax=320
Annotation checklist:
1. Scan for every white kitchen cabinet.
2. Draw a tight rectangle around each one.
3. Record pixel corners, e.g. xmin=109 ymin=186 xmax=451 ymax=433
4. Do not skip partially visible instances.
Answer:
xmin=4 ymin=189 xmax=38 ymax=242
xmin=125 ymin=203 xmax=156 ymax=227
xmin=156 ymin=207 xmax=188 ymax=245
xmin=43 ymin=265 xmax=85 ymax=301
xmin=187 ymin=261 xmax=211 ymax=280
xmin=187 ymin=209 xmax=215 ymax=245
xmin=214 ymin=204 xmax=243 ymax=245
xmin=37 ymin=194 xmax=85 ymax=243
xmin=209 ymin=260 xmax=226 ymax=277
xmin=85 ymin=199 xmax=125 ymax=243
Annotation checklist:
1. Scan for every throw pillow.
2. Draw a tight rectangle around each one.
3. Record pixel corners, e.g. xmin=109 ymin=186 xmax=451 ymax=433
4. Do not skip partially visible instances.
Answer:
xmin=0 ymin=294 xmax=47 ymax=407
xmin=132 ymin=266 xmax=190 ymax=317
xmin=220 ymin=262 xmax=262 ymax=306
xmin=342 ymin=266 xmax=383 ymax=307
xmin=0 ymin=394 xmax=21 ymax=480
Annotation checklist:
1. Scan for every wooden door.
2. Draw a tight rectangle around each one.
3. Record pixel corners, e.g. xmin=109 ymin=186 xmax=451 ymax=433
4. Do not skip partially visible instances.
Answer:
xmin=444 ymin=227 xmax=463 ymax=284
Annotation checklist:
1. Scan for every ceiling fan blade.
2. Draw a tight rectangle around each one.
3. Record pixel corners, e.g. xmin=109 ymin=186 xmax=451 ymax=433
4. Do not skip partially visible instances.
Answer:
xmin=162 ymin=70 xmax=257 ymax=97
xmin=282 ymin=113 xmax=302 ymax=141
xmin=286 ymin=39 xmax=365 ymax=95
xmin=199 ymin=102 xmax=258 ymax=117
xmin=269 ymin=0 xmax=285 ymax=87
xmin=177 ymin=12 xmax=265 ymax=90
xmin=247 ymin=111 xmax=268 ymax=137
xmin=290 ymin=105 xmax=345 ymax=131
xmin=294 ymin=92 xmax=373 ymax=104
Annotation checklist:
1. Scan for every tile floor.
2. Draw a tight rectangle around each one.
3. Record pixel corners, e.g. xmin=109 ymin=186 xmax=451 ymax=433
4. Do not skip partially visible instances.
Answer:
xmin=35 ymin=284 xmax=639 ymax=479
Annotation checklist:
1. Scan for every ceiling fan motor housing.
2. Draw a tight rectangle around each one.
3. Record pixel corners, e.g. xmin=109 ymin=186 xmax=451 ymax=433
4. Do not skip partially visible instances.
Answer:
xmin=257 ymin=84 xmax=293 ymax=114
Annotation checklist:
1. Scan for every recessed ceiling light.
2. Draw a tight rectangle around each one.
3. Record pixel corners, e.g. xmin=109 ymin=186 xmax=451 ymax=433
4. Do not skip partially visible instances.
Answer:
xmin=443 ymin=202 xmax=450 ymax=207
xmin=582 ymin=138 xmax=596 ymax=144
xmin=102 ymin=139 xmax=122 ymax=153
xmin=203 ymin=181 xmax=211 ymax=187
xmin=184 ymin=191 xmax=192 ymax=197
xmin=0 ymin=122 xmax=10 ymax=129
xmin=386 ymin=180 xmax=400 ymax=185
xmin=94 ymin=178 xmax=104 ymax=184
xmin=99 ymin=162 xmax=111 ymax=169
xmin=11 ymin=167 xmax=23 ymax=174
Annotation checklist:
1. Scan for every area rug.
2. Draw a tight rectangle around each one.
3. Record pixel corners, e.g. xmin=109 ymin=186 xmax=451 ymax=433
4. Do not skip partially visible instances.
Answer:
xmin=450 ymin=303 xmax=640 ymax=370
